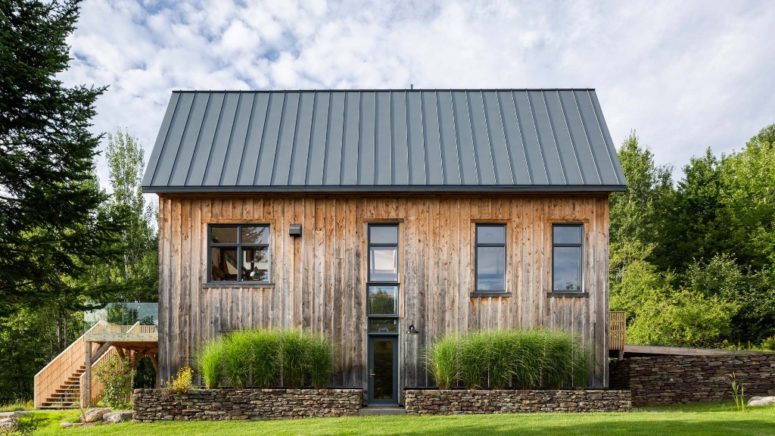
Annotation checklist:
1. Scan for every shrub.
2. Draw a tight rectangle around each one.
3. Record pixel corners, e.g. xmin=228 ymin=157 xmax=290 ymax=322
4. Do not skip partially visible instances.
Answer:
xmin=165 ymin=366 xmax=193 ymax=394
xmin=427 ymin=329 xmax=589 ymax=389
xmin=95 ymin=356 xmax=135 ymax=408
xmin=197 ymin=329 xmax=333 ymax=389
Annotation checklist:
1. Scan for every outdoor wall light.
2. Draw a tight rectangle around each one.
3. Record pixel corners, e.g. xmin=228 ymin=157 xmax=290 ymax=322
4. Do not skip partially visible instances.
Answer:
xmin=289 ymin=224 xmax=302 ymax=237
xmin=408 ymin=324 xmax=419 ymax=334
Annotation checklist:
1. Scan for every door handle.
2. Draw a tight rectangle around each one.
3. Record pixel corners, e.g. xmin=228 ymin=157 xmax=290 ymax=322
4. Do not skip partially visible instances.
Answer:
xmin=369 ymin=371 xmax=376 ymax=377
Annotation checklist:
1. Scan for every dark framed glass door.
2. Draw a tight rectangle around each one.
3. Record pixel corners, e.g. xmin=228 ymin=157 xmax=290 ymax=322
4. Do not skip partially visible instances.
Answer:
xmin=368 ymin=335 xmax=398 ymax=404
xmin=366 ymin=224 xmax=399 ymax=405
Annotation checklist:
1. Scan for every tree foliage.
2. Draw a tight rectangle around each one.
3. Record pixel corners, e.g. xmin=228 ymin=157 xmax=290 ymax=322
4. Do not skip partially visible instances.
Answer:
xmin=89 ymin=131 xmax=157 ymax=302
xmin=610 ymin=127 xmax=775 ymax=348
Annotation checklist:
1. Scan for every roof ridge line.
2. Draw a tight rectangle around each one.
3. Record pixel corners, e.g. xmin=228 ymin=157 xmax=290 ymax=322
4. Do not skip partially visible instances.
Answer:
xmin=171 ymin=88 xmax=598 ymax=93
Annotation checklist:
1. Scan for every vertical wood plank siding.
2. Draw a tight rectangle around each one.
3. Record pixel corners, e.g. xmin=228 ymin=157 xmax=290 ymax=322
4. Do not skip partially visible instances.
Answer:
xmin=158 ymin=194 xmax=610 ymax=395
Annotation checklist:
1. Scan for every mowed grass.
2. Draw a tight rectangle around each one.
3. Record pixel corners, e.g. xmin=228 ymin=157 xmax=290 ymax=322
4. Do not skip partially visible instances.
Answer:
xmin=30 ymin=403 xmax=775 ymax=435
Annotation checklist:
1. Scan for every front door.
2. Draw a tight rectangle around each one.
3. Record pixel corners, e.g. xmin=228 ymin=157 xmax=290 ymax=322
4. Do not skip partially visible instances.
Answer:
xmin=368 ymin=336 xmax=398 ymax=404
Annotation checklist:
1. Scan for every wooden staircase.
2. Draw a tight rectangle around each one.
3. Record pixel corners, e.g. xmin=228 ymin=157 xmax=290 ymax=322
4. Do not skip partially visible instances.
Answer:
xmin=35 ymin=321 xmax=158 ymax=409
xmin=38 ymin=365 xmax=86 ymax=409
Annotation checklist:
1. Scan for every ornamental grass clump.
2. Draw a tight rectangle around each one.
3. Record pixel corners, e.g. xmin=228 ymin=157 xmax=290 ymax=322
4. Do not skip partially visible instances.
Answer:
xmin=197 ymin=329 xmax=333 ymax=389
xmin=427 ymin=329 xmax=589 ymax=389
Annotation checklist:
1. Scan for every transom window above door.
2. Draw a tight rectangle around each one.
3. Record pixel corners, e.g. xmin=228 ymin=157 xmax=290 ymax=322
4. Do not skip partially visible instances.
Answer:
xmin=208 ymin=224 xmax=270 ymax=283
xmin=368 ymin=225 xmax=399 ymax=283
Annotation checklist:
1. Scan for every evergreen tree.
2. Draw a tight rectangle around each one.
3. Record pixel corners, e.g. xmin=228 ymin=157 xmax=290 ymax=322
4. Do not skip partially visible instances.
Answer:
xmin=0 ymin=0 xmax=123 ymax=315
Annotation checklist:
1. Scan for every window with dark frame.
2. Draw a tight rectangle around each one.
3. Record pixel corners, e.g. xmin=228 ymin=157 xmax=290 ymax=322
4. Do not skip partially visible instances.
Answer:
xmin=475 ymin=224 xmax=506 ymax=293
xmin=367 ymin=224 xmax=399 ymax=334
xmin=208 ymin=224 xmax=270 ymax=283
xmin=552 ymin=224 xmax=583 ymax=292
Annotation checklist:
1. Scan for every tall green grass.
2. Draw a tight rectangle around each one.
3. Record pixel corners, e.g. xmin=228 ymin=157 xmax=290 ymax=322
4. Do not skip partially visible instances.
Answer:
xmin=197 ymin=329 xmax=333 ymax=389
xmin=427 ymin=329 xmax=590 ymax=389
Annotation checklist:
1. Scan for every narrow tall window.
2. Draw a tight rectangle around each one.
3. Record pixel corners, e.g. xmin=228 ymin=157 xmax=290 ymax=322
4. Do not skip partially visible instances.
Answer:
xmin=209 ymin=224 xmax=270 ymax=283
xmin=367 ymin=224 xmax=399 ymax=334
xmin=552 ymin=224 xmax=583 ymax=292
xmin=475 ymin=224 xmax=506 ymax=292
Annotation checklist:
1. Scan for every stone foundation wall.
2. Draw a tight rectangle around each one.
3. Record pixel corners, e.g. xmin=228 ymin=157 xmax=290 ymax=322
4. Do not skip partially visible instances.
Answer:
xmin=404 ymin=389 xmax=631 ymax=414
xmin=132 ymin=388 xmax=362 ymax=421
xmin=612 ymin=353 xmax=775 ymax=406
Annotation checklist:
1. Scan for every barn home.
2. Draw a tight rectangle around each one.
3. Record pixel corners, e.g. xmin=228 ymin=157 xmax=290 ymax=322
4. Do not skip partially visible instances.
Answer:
xmin=142 ymin=89 xmax=626 ymax=405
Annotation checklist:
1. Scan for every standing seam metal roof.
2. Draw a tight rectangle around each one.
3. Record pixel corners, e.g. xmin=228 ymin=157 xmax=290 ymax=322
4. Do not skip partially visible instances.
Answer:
xmin=142 ymin=89 xmax=626 ymax=192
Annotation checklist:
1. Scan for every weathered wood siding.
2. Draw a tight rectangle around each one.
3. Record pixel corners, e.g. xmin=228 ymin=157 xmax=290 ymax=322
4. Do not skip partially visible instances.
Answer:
xmin=157 ymin=194 xmax=610 ymax=395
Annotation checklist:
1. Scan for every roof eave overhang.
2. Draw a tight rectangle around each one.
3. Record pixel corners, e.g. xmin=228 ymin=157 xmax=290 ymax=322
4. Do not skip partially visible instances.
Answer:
xmin=142 ymin=184 xmax=627 ymax=194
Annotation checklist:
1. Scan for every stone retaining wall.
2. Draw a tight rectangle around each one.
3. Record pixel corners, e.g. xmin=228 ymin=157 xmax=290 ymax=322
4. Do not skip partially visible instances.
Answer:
xmin=610 ymin=353 xmax=775 ymax=406
xmin=404 ymin=389 xmax=631 ymax=414
xmin=132 ymin=388 xmax=362 ymax=421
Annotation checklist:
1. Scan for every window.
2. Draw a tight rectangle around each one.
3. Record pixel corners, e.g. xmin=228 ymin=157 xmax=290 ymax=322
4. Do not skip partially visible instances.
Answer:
xmin=475 ymin=224 xmax=506 ymax=292
xmin=209 ymin=224 xmax=270 ymax=283
xmin=368 ymin=224 xmax=399 ymax=334
xmin=552 ymin=224 xmax=583 ymax=292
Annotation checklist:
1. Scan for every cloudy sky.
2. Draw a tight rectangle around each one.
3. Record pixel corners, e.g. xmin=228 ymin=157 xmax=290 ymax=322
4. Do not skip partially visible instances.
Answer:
xmin=60 ymin=0 xmax=775 ymax=186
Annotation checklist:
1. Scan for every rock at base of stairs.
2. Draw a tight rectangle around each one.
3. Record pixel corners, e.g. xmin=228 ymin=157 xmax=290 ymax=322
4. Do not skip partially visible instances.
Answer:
xmin=82 ymin=407 xmax=111 ymax=423
xmin=0 ymin=417 xmax=17 ymax=432
xmin=748 ymin=396 xmax=775 ymax=407
xmin=103 ymin=411 xmax=133 ymax=423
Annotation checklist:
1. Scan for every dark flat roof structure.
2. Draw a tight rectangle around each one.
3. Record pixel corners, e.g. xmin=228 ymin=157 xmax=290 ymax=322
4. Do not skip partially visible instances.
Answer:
xmin=142 ymin=89 xmax=626 ymax=193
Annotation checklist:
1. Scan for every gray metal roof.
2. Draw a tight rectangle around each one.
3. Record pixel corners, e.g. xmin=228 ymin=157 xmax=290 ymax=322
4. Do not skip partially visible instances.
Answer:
xmin=142 ymin=89 xmax=626 ymax=193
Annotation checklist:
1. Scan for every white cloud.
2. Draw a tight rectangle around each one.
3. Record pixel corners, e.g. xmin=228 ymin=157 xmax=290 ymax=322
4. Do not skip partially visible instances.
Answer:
xmin=60 ymin=0 xmax=775 ymax=187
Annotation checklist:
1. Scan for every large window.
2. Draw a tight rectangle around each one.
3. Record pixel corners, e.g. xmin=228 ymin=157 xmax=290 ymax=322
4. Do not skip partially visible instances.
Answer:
xmin=368 ymin=224 xmax=399 ymax=334
xmin=475 ymin=224 xmax=506 ymax=292
xmin=552 ymin=224 xmax=583 ymax=292
xmin=209 ymin=224 xmax=270 ymax=283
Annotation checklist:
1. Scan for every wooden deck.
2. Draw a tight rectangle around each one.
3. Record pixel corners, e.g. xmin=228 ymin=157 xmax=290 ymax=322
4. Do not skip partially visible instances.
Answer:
xmin=34 ymin=321 xmax=158 ymax=409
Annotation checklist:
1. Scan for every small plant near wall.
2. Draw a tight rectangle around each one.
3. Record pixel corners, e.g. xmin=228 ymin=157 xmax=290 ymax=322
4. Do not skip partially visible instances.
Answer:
xmin=728 ymin=372 xmax=746 ymax=411
xmin=197 ymin=329 xmax=333 ymax=389
xmin=427 ymin=329 xmax=590 ymax=389
xmin=165 ymin=366 xmax=193 ymax=394
xmin=95 ymin=356 xmax=135 ymax=409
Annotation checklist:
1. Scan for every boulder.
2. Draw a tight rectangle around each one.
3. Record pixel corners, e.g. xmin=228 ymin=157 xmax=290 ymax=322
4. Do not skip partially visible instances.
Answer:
xmin=103 ymin=411 xmax=134 ymax=423
xmin=82 ymin=407 xmax=112 ymax=423
xmin=60 ymin=421 xmax=74 ymax=428
xmin=0 ymin=417 xmax=16 ymax=432
xmin=747 ymin=396 xmax=775 ymax=407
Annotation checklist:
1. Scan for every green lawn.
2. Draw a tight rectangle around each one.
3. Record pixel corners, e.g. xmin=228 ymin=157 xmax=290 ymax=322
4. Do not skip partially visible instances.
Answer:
xmin=24 ymin=403 xmax=775 ymax=435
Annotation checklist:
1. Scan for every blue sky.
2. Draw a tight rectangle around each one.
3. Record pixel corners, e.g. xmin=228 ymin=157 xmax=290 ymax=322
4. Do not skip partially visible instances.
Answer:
xmin=60 ymin=0 xmax=775 ymax=186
